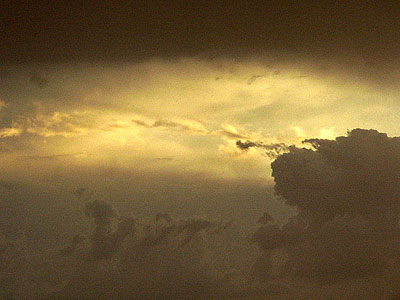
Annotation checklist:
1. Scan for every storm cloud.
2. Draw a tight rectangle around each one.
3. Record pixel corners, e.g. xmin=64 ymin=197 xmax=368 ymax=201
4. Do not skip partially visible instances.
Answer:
xmin=273 ymin=129 xmax=400 ymax=222
xmin=249 ymin=129 xmax=400 ymax=295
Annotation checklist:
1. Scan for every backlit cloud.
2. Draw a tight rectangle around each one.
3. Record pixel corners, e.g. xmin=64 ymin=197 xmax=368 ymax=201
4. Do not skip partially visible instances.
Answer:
xmin=1 ymin=57 xmax=400 ymax=182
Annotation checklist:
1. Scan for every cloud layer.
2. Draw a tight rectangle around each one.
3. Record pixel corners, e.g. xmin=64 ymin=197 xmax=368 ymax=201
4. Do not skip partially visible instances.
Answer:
xmin=2 ymin=58 xmax=400 ymax=182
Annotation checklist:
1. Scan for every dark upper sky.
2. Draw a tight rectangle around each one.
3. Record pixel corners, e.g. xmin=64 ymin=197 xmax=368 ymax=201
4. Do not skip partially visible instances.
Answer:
xmin=2 ymin=1 xmax=400 ymax=63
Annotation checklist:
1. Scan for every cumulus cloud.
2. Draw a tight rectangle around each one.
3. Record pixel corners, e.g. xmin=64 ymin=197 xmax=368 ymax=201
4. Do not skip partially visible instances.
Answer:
xmin=250 ymin=128 xmax=400 ymax=287
xmin=273 ymin=128 xmax=400 ymax=222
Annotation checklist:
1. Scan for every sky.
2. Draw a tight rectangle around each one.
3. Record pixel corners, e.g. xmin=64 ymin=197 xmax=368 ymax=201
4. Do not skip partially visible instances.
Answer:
xmin=2 ymin=2 xmax=400 ymax=299
xmin=1 ymin=54 xmax=400 ymax=186
xmin=2 ymin=1 xmax=400 ymax=184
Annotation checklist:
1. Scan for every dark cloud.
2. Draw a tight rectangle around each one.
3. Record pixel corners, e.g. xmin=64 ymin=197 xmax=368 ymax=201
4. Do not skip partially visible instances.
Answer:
xmin=82 ymin=199 xmax=230 ymax=264
xmin=273 ymin=128 xmax=400 ymax=222
xmin=236 ymin=140 xmax=264 ymax=150
xmin=45 ymin=202 xmax=239 ymax=299
xmin=236 ymin=140 xmax=290 ymax=158
xmin=84 ymin=200 xmax=136 ymax=261
xmin=251 ymin=128 xmax=400 ymax=286
xmin=132 ymin=119 xmax=152 ymax=128
xmin=3 ymin=1 xmax=400 ymax=66
xmin=286 ymin=216 xmax=389 ymax=283
xmin=5 ymin=139 xmax=400 ymax=299
xmin=0 ymin=164 xmax=291 ymax=299
xmin=85 ymin=200 xmax=115 ymax=227
xmin=252 ymin=223 xmax=284 ymax=252
xmin=14 ymin=127 xmax=400 ymax=298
